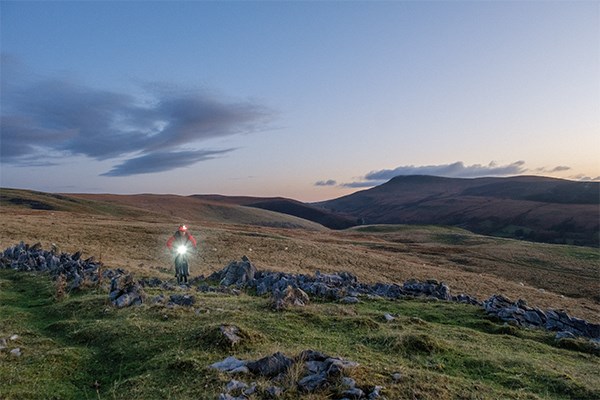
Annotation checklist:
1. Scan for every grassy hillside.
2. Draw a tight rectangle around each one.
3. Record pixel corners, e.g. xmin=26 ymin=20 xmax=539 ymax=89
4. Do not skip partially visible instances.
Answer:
xmin=1 ymin=189 xmax=598 ymax=322
xmin=68 ymin=193 xmax=325 ymax=230
xmin=0 ymin=188 xmax=152 ymax=218
xmin=1 ymin=188 xmax=599 ymax=399
xmin=1 ymin=270 xmax=599 ymax=400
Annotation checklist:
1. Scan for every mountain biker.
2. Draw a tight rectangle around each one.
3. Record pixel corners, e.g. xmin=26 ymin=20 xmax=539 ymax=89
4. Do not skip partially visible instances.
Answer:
xmin=166 ymin=225 xmax=198 ymax=284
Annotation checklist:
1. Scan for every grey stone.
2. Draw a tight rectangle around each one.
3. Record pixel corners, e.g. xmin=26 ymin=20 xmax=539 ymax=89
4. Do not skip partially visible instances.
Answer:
xmin=243 ymin=384 xmax=257 ymax=396
xmin=391 ymin=372 xmax=402 ymax=382
xmin=169 ymin=294 xmax=195 ymax=306
xmin=210 ymin=356 xmax=247 ymax=373
xmin=369 ymin=385 xmax=384 ymax=399
xmin=272 ymin=285 xmax=310 ymax=310
xmin=555 ymin=331 xmax=577 ymax=340
xmin=225 ymin=379 xmax=248 ymax=393
xmin=523 ymin=310 xmax=543 ymax=326
xmin=10 ymin=348 xmax=21 ymax=357
xmin=246 ymin=352 xmax=293 ymax=377
xmin=210 ymin=256 xmax=257 ymax=287
xmin=325 ymin=358 xmax=358 ymax=377
xmin=384 ymin=313 xmax=395 ymax=322
xmin=298 ymin=372 xmax=328 ymax=392
xmin=266 ymin=386 xmax=284 ymax=397
xmin=297 ymin=349 xmax=328 ymax=362
xmin=341 ymin=377 xmax=356 ymax=389
xmin=220 ymin=325 xmax=243 ymax=347
xmin=305 ymin=360 xmax=325 ymax=374
xmin=342 ymin=388 xmax=365 ymax=399
xmin=340 ymin=296 xmax=359 ymax=304
xmin=9 ymin=334 xmax=19 ymax=341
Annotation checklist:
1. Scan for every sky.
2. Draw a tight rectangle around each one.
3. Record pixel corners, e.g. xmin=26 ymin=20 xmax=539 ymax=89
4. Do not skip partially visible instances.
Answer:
xmin=1 ymin=1 xmax=598 ymax=202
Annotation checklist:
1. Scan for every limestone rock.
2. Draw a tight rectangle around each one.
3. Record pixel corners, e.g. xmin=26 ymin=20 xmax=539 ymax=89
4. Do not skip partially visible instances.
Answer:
xmin=272 ymin=285 xmax=310 ymax=310
xmin=220 ymin=325 xmax=243 ymax=347
xmin=210 ymin=356 xmax=248 ymax=374
xmin=246 ymin=352 xmax=293 ymax=377
xmin=209 ymin=256 xmax=257 ymax=287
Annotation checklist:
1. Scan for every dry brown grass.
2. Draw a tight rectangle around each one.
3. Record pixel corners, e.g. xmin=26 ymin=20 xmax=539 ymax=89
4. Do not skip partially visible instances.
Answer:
xmin=1 ymin=192 xmax=598 ymax=322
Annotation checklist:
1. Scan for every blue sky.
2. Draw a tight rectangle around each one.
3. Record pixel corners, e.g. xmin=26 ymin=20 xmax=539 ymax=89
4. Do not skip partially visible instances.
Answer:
xmin=1 ymin=1 xmax=598 ymax=201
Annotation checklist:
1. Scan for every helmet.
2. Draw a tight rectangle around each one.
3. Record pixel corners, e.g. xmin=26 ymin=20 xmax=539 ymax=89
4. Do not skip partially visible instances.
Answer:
xmin=178 ymin=225 xmax=188 ymax=232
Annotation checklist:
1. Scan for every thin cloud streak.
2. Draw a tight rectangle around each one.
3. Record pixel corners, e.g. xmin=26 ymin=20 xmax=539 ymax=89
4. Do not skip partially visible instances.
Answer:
xmin=101 ymin=149 xmax=235 ymax=177
xmin=314 ymin=179 xmax=337 ymax=186
xmin=1 ymin=55 xmax=272 ymax=176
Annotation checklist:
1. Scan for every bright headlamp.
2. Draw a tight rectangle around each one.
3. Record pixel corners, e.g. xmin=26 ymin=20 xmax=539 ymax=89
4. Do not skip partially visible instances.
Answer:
xmin=177 ymin=245 xmax=187 ymax=255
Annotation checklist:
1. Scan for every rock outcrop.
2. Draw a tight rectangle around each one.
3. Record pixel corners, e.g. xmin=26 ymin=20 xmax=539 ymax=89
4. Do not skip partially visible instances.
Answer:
xmin=211 ymin=350 xmax=375 ymax=398
xmin=1 ymin=241 xmax=103 ymax=291
xmin=3 ymin=243 xmax=599 ymax=340
xmin=271 ymin=285 xmax=310 ymax=310
xmin=484 ymin=294 xmax=600 ymax=339
xmin=208 ymin=255 xmax=256 ymax=286
xmin=109 ymin=274 xmax=145 ymax=308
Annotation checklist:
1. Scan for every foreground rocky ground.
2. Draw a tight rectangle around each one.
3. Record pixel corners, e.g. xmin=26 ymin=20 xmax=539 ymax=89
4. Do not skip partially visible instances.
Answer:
xmin=2 ymin=242 xmax=600 ymax=399
xmin=3 ymin=242 xmax=599 ymax=342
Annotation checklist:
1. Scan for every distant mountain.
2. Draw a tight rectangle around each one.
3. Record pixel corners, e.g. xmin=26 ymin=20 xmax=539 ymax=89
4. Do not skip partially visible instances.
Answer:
xmin=317 ymin=175 xmax=600 ymax=246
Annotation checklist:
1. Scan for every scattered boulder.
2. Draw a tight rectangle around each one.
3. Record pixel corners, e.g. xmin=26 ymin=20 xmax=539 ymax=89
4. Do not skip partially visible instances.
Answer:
xmin=1 ymin=242 xmax=103 ymax=291
xmin=210 ymin=356 xmax=249 ymax=374
xmin=213 ymin=350 xmax=364 ymax=398
xmin=265 ymin=386 xmax=284 ymax=397
xmin=403 ymin=279 xmax=451 ymax=300
xmin=340 ymin=296 xmax=360 ymax=304
xmin=484 ymin=294 xmax=600 ymax=339
xmin=169 ymin=294 xmax=195 ymax=307
xmin=209 ymin=255 xmax=257 ymax=287
xmin=555 ymin=331 xmax=577 ymax=340
xmin=271 ymin=285 xmax=310 ymax=310
xmin=10 ymin=348 xmax=21 ymax=357
xmin=109 ymin=274 xmax=145 ymax=308
xmin=384 ymin=313 xmax=395 ymax=322
xmin=225 ymin=379 xmax=248 ymax=393
xmin=246 ymin=351 xmax=293 ymax=377
xmin=220 ymin=325 xmax=243 ymax=347
xmin=368 ymin=385 xmax=384 ymax=399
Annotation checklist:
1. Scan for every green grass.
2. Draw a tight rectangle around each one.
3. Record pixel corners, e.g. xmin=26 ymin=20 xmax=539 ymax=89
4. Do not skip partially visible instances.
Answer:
xmin=1 ymin=270 xmax=599 ymax=400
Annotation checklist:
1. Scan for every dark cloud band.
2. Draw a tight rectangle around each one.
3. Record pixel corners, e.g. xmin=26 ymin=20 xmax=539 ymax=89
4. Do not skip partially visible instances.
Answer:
xmin=101 ymin=149 xmax=235 ymax=177
xmin=0 ymin=55 xmax=272 ymax=176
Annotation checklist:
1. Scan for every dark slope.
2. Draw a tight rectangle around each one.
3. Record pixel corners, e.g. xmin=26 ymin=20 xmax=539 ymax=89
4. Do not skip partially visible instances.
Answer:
xmin=191 ymin=195 xmax=357 ymax=230
xmin=248 ymin=199 xmax=358 ymax=230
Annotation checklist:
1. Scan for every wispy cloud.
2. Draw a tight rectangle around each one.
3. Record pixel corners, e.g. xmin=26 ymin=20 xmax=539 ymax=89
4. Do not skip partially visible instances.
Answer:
xmin=364 ymin=161 xmax=526 ymax=181
xmin=339 ymin=180 xmax=387 ymax=188
xmin=0 ymin=54 xmax=272 ymax=176
xmin=323 ymin=161 xmax=529 ymax=189
xmin=535 ymin=165 xmax=571 ymax=173
xmin=314 ymin=179 xmax=337 ymax=186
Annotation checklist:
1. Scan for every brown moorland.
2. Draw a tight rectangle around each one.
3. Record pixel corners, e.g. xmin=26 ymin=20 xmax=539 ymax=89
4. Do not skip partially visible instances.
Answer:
xmin=0 ymin=188 xmax=598 ymax=322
